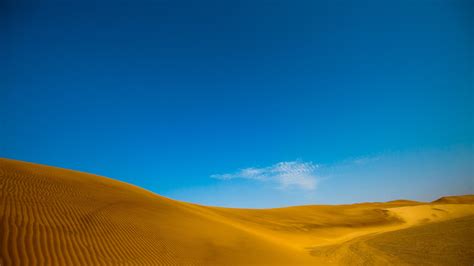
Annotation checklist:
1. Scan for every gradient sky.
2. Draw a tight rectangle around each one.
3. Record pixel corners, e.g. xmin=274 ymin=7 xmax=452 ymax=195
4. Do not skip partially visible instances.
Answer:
xmin=2 ymin=0 xmax=473 ymax=207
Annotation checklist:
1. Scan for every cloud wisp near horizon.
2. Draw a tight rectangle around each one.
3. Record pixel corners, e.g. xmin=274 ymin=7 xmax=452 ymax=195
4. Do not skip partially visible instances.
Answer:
xmin=165 ymin=146 xmax=473 ymax=208
xmin=211 ymin=161 xmax=321 ymax=191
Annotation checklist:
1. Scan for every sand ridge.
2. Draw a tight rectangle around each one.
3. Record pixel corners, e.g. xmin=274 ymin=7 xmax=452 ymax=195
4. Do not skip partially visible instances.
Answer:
xmin=1 ymin=158 xmax=473 ymax=265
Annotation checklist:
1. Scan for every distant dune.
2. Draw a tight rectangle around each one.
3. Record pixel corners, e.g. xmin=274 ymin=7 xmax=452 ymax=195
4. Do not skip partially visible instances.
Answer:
xmin=1 ymin=158 xmax=473 ymax=265
xmin=432 ymin=195 xmax=474 ymax=204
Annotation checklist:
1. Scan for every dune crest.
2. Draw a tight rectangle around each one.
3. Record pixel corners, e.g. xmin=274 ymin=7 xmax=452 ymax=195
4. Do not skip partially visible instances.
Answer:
xmin=1 ymin=158 xmax=473 ymax=265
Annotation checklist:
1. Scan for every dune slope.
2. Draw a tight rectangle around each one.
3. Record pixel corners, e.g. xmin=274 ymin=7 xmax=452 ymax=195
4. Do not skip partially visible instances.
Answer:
xmin=1 ymin=158 xmax=473 ymax=265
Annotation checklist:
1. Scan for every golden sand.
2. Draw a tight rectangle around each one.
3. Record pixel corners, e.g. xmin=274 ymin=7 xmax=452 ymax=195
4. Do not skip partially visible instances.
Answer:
xmin=1 ymin=158 xmax=473 ymax=265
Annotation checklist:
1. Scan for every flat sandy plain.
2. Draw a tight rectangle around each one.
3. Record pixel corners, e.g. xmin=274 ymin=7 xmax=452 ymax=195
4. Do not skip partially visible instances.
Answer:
xmin=1 ymin=158 xmax=473 ymax=265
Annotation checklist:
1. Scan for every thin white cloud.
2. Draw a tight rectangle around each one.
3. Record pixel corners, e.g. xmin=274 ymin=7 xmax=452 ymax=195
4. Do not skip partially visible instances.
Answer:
xmin=211 ymin=161 xmax=320 ymax=190
xmin=168 ymin=146 xmax=473 ymax=208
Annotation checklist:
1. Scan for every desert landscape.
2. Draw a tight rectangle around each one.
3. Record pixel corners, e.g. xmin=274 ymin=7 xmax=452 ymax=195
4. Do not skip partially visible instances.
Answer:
xmin=3 ymin=0 xmax=472 ymax=265
xmin=1 ymin=158 xmax=473 ymax=265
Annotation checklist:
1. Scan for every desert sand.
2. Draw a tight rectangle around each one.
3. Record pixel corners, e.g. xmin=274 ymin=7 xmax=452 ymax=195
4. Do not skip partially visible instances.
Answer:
xmin=1 ymin=158 xmax=473 ymax=265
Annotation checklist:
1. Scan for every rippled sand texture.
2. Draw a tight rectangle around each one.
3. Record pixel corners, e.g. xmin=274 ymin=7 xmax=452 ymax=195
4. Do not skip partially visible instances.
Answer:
xmin=1 ymin=158 xmax=473 ymax=265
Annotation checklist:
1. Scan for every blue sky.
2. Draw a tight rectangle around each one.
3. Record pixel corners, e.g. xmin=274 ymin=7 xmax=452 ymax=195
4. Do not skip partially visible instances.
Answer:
xmin=1 ymin=0 xmax=473 ymax=207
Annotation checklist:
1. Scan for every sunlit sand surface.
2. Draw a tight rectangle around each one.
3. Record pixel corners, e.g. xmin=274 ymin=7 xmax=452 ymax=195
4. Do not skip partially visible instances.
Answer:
xmin=1 ymin=158 xmax=473 ymax=265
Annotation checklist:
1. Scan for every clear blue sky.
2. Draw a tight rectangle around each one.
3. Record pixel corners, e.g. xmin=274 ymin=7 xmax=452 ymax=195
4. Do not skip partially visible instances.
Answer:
xmin=2 ymin=0 xmax=473 ymax=207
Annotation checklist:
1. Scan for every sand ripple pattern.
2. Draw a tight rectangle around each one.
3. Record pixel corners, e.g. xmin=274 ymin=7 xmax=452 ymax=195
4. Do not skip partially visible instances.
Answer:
xmin=0 ymin=160 xmax=196 ymax=265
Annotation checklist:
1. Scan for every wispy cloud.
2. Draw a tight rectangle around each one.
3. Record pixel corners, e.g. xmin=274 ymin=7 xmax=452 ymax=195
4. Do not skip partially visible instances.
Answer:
xmin=167 ymin=146 xmax=473 ymax=208
xmin=211 ymin=161 xmax=320 ymax=190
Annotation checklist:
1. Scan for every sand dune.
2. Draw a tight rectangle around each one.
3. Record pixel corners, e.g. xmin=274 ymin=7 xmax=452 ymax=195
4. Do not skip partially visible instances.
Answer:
xmin=1 ymin=158 xmax=473 ymax=265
